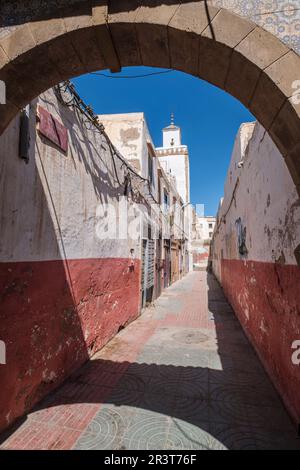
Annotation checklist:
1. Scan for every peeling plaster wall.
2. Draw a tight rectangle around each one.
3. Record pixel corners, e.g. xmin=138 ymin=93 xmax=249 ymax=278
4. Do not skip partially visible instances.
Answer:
xmin=99 ymin=113 xmax=159 ymax=202
xmin=212 ymin=122 xmax=300 ymax=422
xmin=99 ymin=113 xmax=144 ymax=173
xmin=0 ymin=88 xmax=141 ymax=432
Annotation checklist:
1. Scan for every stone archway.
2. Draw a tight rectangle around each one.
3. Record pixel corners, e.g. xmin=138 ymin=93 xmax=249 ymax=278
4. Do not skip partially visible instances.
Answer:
xmin=0 ymin=1 xmax=299 ymax=191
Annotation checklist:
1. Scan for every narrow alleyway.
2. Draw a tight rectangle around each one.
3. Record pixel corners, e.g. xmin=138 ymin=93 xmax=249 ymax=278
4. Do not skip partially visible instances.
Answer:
xmin=1 ymin=271 xmax=299 ymax=450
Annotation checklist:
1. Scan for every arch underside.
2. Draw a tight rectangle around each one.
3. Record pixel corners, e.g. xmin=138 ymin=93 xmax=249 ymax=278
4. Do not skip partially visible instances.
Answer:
xmin=0 ymin=2 xmax=299 ymax=191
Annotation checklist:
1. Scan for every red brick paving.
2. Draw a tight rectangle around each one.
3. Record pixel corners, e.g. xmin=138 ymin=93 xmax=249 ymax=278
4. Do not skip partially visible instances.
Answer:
xmin=0 ymin=272 xmax=298 ymax=450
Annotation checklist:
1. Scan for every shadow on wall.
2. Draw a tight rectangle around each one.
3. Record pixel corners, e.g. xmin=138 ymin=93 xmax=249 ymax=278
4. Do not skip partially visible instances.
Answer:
xmin=0 ymin=112 xmax=90 ymax=432
xmin=0 ymin=89 xmax=141 ymax=433
xmin=40 ymin=88 xmax=146 ymax=207
xmin=0 ymin=273 xmax=298 ymax=450
xmin=0 ymin=0 xmax=211 ymax=26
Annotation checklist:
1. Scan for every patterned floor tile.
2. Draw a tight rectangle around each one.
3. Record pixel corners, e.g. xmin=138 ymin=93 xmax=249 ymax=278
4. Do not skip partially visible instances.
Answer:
xmin=1 ymin=271 xmax=298 ymax=450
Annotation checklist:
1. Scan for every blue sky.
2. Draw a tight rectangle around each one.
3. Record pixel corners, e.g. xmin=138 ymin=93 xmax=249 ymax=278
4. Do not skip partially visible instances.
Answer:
xmin=73 ymin=67 xmax=254 ymax=216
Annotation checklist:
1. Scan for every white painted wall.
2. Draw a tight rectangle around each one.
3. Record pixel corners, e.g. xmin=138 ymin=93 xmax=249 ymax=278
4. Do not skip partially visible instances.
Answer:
xmin=99 ymin=113 xmax=159 ymax=202
xmin=156 ymin=120 xmax=190 ymax=205
xmin=157 ymin=150 xmax=189 ymax=204
xmin=0 ymin=89 xmax=140 ymax=263
xmin=195 ymin=216 xmax=216 ymax=241
xmin=163 ymin=126 xmax=181 ymax=148
xmin=212 ymin=121 xmax=300 ymax=279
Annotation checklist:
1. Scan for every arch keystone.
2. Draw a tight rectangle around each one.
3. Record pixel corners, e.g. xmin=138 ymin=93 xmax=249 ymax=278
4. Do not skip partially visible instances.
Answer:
xmin=92 ymin=2 xmax=108 ymax=25
xmin=107 ymin=2 xmax=142 ymax=67
xmin=92 ymin=2 xmax=120 ymax=73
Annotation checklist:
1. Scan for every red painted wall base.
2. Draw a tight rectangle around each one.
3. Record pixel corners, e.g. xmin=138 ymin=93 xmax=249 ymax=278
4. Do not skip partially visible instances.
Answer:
xmin=0 ymin=257 xmax=140 ymax=432
xmin=221 ymin=259 xmax=300 ymax=423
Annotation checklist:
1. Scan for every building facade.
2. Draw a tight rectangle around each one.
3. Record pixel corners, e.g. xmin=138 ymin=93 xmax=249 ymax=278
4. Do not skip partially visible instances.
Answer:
xmin=196 ymin=216 xmax=216 ymax=241
xmin=99 ymin=112 xmax=191 ymax=306
xmin=156 ymin=115 xmax=190 ymax=205
xmin=191 ymin=214 xmax=216 ymax=270
xmin=211 ymin=122 xmax=300 ymax=423
xmin=0 ymin=84 xmax=192 ymax=433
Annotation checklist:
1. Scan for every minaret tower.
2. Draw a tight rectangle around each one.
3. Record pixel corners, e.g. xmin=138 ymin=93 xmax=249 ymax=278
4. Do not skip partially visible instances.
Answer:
xmin=156 ymin=114 xmax=190 ymax=204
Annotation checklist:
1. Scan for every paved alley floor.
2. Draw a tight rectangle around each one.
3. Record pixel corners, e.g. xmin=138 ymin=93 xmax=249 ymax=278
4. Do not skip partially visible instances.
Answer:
xmin=1 ymin=271 xmax=299 ymax=450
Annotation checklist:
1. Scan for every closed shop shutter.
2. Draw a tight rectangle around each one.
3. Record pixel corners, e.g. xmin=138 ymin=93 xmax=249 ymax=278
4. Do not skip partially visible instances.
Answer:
xmin=147 ymin=239 xmax=155 ymax=289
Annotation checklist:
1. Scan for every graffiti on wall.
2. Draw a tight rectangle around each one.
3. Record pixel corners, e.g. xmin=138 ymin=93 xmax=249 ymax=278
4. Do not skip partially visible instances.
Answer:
xmin=235 ymin=217 xmax=248 ymax=256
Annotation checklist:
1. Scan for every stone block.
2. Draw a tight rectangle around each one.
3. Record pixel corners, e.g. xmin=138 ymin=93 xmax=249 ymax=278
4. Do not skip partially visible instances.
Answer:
xmin=0 ymin=100 xmax=20 ymax=135
xmin=265 ymin=51 xmax=300 ymax=99
xmin=0 ymin=63 xmax=29 ymax=108
xmin=225 ymin=50 xmax=261 ymax=107
xmin=1 ymin=44 xmax=61 ymax=110
xmin=250 ymin=72 xmax=286 ymax=130
xmin=136 ymin=23 xmax=170 ymax=68
xmin=68 ymin=28 xmax=106 ymax=73
xmin=29 ymin=19 xmax=66 ymax=45
xmin=202 ymin=8 xmax=256 ymax=49
xmin=92 ymin=0 xmax=108 ymax=25
xmin=168 ymin=27 xmax=199 ymax=76
xmin=198 ymin=36 xmax=232 ymax=89
xmin=94 ymin=24 xmax=121 ymax=73
xmin=270 ymin=100 xmax=300 ymax=156
xmin=47 ymin=35 xmax=87 ymax=81
xmin=0 ymin=45 xmax=8 ymax=69
xmin=284 ymin=148 xmax=300 ymax=189
xmin=235 ymin=27 xmax=289 ymax=70
xmin=109 ymin=23 xmax=142 ymax=67
xmin=0 ymin=25 xmax=36 ymax=61
xmin=169 ymin=2 xmax=220 ymax=35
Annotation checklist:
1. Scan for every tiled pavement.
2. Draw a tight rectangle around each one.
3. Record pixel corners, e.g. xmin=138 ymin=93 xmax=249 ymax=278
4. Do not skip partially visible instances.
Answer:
xmin=1 ymin=271 xmax=299 ymax=450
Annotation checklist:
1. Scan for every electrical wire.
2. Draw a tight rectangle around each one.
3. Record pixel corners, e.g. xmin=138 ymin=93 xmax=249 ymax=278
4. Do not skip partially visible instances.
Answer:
xmin=89 ymin=70 xmax=174 ymax=79
xmin=54 ymin=80 xmax=187 ymax=239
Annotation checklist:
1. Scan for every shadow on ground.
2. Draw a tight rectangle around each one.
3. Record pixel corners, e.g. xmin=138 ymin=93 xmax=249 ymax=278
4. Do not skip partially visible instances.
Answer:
xmin=0 ymin=272 xmax=299 ymax=450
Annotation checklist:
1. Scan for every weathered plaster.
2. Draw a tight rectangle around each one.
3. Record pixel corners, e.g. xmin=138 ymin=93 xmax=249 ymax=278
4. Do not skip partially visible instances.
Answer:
xmin=212 ymin=121 xmax=300 ymax=422
xmin=0 ymin=87 xmax=142 ymax=432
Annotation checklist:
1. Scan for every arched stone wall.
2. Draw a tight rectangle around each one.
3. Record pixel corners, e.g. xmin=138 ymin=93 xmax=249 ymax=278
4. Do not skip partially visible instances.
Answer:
xmin=0 ymin=1 xmax=299 ymax=192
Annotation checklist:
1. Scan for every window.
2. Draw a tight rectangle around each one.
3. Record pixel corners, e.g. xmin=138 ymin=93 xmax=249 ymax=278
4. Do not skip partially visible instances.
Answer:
xmin=209 ymin=223 xmax=213 ymax=229
xmin=164 ymin=189 xmax=169 ymax=212
xmin=148 ymin=153 xmax=154 ymax=186
xmin=209 ymin=232 xmax=213 ymax=238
